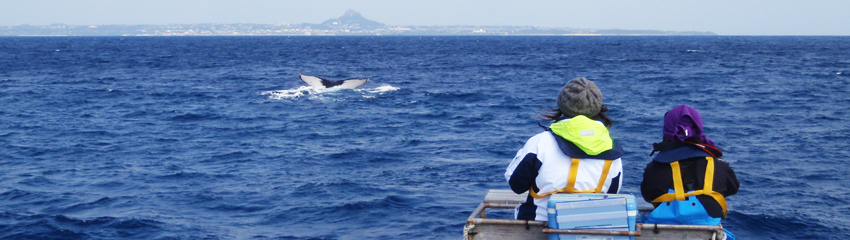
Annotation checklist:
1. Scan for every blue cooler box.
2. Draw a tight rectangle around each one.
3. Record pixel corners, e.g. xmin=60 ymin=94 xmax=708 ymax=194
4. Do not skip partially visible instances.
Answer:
xmin=547 ymin=193 xmax=637 ymax=240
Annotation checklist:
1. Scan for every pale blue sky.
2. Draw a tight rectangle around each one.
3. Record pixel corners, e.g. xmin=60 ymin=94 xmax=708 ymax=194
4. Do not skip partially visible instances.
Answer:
xmin=2 ymin=0 xmax=849 ymax=35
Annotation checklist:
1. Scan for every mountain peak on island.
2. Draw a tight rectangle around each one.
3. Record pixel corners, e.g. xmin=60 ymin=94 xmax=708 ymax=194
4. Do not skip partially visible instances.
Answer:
xmin=341 ymin=9 xmax=362 ymax=18
xmin=316 ymin=10 xmax=385 ymax=30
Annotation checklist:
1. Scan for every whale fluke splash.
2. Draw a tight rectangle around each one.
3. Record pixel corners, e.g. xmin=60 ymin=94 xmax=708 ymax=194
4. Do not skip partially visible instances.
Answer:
xmin=300 ymin=73 xmax=368 ymax=89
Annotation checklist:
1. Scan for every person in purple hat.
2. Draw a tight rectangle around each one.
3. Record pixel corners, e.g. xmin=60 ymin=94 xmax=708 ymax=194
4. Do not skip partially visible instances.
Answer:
xmin=640 ymin=105 xmax=739 ymax=238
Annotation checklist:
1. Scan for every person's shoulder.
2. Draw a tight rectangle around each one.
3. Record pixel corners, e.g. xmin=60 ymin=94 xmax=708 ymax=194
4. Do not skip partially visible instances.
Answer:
xmin=527 ymin=131 xmax=556 ymax=143
xmin=644 ymin=160 xmax=665 ymax=168
xmin=713 ymin=157 xmax=734 ymax=169
xmin=518 ymin=131 xmax=555 ymax=151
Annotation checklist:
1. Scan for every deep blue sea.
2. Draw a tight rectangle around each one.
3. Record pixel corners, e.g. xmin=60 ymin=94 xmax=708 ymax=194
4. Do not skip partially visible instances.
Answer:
xmin=1 ymin=36 xmax=849 ymax=239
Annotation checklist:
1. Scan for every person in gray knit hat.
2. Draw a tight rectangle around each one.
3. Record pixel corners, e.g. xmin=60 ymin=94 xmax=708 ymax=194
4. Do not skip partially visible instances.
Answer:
xmin=505 ymin=77 xmax=622 ymax=221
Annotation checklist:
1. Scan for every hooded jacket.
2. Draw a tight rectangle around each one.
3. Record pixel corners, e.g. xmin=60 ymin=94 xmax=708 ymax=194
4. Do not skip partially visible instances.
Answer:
xmin=505 ymin=116 xmax=624 ymax=221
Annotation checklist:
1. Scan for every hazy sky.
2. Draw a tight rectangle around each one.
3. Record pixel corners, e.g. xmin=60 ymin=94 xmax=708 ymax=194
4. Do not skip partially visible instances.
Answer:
xmin=2 ymin=0 xmax=849 ymax=35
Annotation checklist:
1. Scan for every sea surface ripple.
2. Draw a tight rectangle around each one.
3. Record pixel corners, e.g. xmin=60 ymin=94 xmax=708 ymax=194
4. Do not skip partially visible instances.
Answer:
xmin=1 ymin=36 xmax=849 ymax=239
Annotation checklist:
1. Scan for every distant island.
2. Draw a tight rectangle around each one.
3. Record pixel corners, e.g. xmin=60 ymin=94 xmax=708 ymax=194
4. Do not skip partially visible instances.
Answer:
xmin=0 ymin=10 xmax=716 ymax=36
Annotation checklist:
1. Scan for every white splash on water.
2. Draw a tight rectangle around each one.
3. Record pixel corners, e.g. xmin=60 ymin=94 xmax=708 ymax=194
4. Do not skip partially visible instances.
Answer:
xmin=361 ymin=84 xmax=400 ymax=94
xmin=261 ymin=86 xmax=315 ymax=100
xmin=262 ymin=84 xmax=399 ymax=100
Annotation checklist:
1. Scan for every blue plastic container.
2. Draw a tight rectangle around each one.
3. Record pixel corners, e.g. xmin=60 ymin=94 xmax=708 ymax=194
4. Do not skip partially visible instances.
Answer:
xmin=547 ymin=193 xmax=636 ymax=240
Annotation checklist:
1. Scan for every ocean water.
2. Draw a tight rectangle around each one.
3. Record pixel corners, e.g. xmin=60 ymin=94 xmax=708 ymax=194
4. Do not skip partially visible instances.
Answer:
xmin=1 ymin=36 xmax=849 ymax=239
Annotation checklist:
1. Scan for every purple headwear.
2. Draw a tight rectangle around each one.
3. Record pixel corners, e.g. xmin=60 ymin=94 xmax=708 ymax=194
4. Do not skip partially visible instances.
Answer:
xmin=663 ymin=105 xmax=716 ymax=146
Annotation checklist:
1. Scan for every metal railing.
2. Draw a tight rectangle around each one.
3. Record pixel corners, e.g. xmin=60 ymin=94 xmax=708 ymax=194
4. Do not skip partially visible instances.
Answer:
xmin=466 ymin=202 xmax=725 ymax=239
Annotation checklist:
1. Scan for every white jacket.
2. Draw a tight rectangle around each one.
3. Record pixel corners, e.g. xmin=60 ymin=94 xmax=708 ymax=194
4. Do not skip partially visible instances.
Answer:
xmin=505 ymin=117 xmax=624 ymax=221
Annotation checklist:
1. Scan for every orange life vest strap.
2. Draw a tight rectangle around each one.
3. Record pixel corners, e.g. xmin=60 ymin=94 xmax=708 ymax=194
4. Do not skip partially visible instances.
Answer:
xmin=594 ymin=159 xmax=614 ymax=193
xmin=650 ymin=157 xmax=728 ymax=218
xmin=530 ymin=158 xmax=613 ymax=198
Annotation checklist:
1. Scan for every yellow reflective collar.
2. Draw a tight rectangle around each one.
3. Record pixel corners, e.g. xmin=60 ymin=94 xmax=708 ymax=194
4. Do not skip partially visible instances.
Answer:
xmin=650 ymin=157 xmax=728 ymax=218
xmin=549 ymin=116 xmax=613 ymax=155
xmin=529 ymin=158 xmax=613 ymax=198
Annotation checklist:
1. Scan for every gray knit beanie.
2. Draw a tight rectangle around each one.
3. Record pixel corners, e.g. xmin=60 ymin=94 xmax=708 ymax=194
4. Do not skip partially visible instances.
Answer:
xmin=557 ymin=77 xmax=603 ymax=118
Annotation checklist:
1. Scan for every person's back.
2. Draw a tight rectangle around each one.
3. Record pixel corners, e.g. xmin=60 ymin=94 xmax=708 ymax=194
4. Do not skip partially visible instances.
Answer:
xmin=505 ymin=77 xmax=625 ymax=221
xmin=640 ymin=105 xmax=740 ymax=237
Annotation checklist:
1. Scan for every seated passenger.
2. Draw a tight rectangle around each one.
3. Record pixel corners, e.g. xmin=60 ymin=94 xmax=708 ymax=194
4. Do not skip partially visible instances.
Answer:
xmin=505 ymin=77 xmax=624 ymax=221
xmin=641 ymin=105 xmax=740 ymax=230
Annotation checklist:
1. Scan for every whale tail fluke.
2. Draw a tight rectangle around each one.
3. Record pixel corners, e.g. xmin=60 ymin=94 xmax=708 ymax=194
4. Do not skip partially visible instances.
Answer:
xmin=300 ymin=73 xmax=368 ymax=89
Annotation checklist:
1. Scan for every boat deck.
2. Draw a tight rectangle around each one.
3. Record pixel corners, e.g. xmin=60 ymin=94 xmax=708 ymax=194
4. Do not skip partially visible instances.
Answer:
xmin=465 ymin=190 xmax=726 ymax=240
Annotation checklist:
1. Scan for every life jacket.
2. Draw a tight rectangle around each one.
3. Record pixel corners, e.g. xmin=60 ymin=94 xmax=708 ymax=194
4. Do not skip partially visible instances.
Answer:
xmin=528 ymin=116 xmax=623 ymax=198
xmin=506 ymin=117 xmax=624 ymax=221
xmin=649 ymin=142 xmax=728 ymax=218
xmin=529 ymin=158 xmax=614 ymax=198
xmin=646 ymin=189 xmax=721 ymax=225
